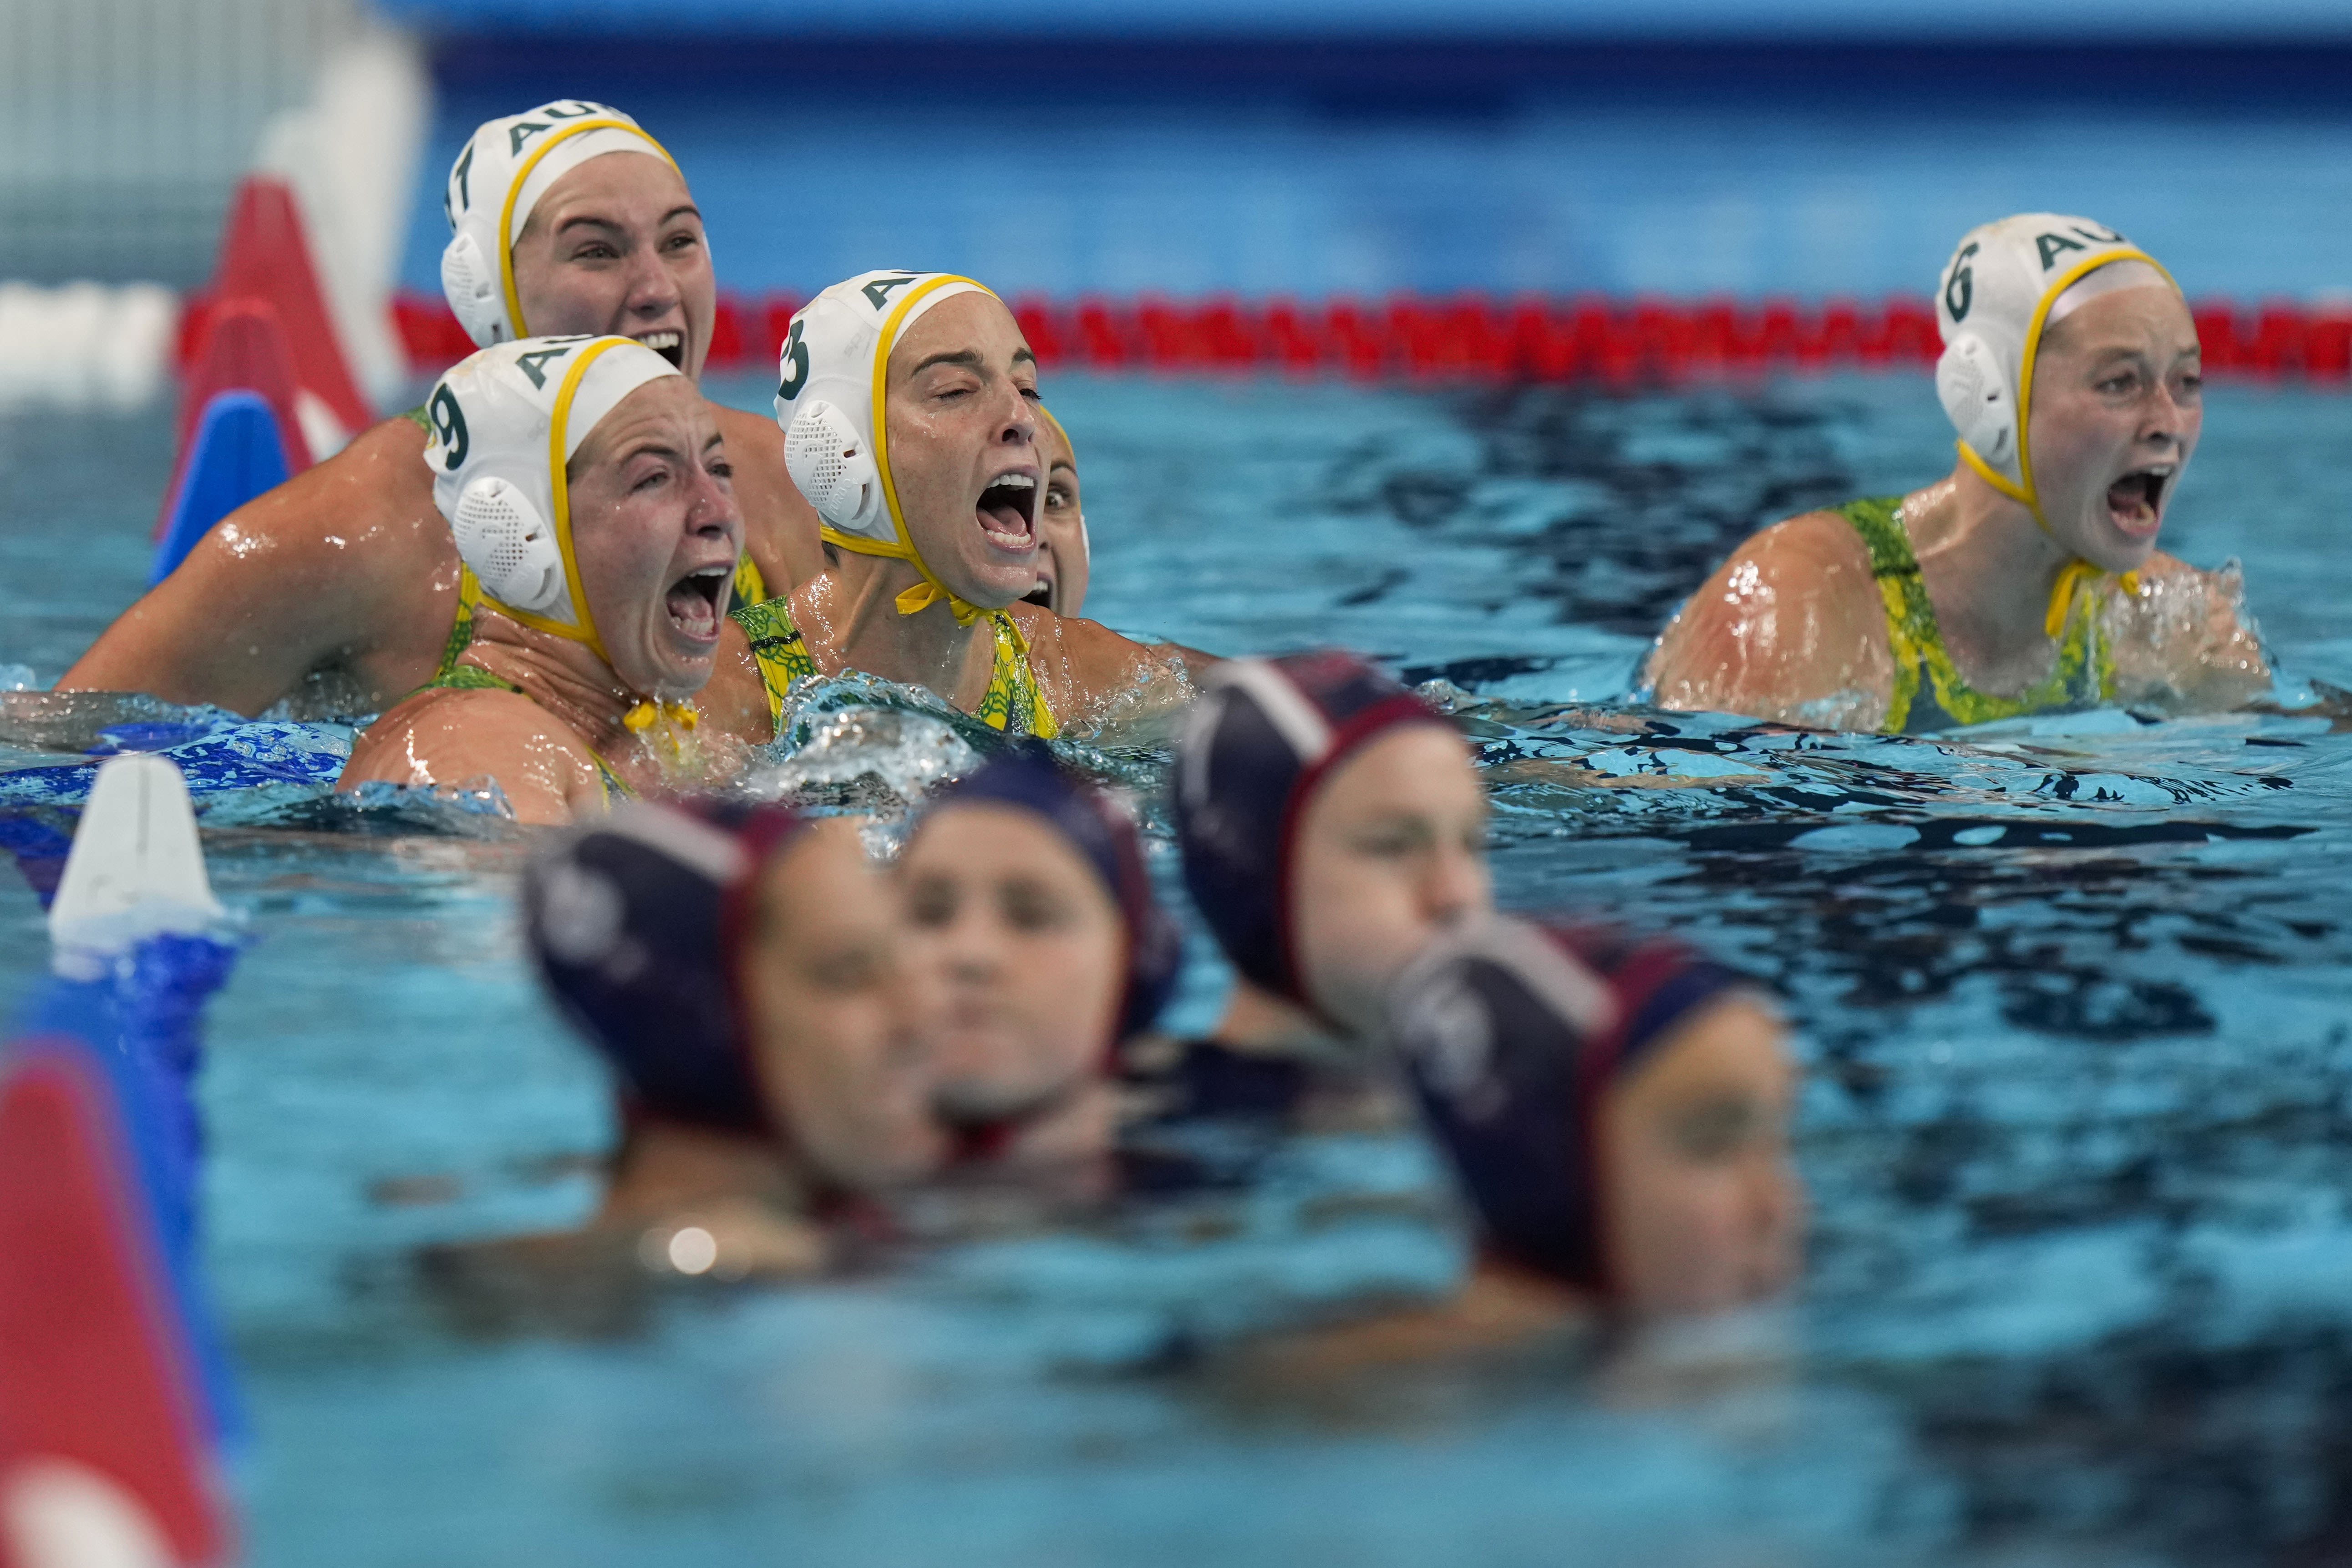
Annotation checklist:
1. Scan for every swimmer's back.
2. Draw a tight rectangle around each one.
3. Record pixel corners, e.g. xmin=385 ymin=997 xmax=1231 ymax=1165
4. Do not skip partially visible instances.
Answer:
xmin=62 ymin=414 xmax=461 ymax=717
xmin=1645 ymin=505 xmax=1894 ymax=729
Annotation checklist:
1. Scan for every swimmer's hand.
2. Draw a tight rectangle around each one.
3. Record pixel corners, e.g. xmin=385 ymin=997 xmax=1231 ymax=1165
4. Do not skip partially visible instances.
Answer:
xmin=2107 ymin=553 xmax=2272 ymax=716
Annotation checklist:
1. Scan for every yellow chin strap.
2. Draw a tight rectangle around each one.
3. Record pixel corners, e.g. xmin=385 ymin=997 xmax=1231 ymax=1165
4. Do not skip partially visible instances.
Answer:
xmin=1956 ymin=248 xmax=2172 ymax=639
xmin=498 ymin=118 xmax=681 ymax=340
xmin=816 ymin=272 xmax=1005 ymax=627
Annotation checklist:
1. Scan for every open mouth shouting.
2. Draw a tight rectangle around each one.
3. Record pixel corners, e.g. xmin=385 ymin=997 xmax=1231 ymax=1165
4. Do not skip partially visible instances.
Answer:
xmin=975 ymin=468 xmax=1039 ymax=558
xmin=633 ymin=328 xmax=686 ymax=370
xmin=2105 ymin=463 xmax=2174 ymax=539
xmin=665 ymin=563 xmax=730 ymax=642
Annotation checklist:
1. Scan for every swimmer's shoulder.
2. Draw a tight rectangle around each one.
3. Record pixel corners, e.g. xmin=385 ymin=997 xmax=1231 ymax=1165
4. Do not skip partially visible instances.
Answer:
xmin=709 ymin=402 xmax=826 ymax=594
xmin=1006 ymin=603 xmax=1198 ymax=740
xmin=341 ymin=684 xmax=603 ymax=824
xmin=1646 ymin=507 xmax=1889 ymax=722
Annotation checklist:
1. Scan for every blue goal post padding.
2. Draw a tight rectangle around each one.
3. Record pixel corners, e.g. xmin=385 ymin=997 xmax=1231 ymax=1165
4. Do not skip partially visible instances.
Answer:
xmin=151 ymin=389 xmax=292 ymax=587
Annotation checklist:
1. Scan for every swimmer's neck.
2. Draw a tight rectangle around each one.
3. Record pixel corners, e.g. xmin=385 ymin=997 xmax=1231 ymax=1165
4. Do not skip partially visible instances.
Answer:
xmin=1211 ymin=980 xmax=1360 ymax=1061
xmin=1904 ymin=465 xmax=2079 ymax=650
xmin=460 ymin=607 xmax=641 ymax=750
xmin=598 ymin=1118 xmax=813 ymax=1225
xmin=796 ymin=552 xmax=1001 ymax=706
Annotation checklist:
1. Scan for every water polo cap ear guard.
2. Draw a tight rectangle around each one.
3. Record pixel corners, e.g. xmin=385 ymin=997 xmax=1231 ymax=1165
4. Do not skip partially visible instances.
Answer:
xmin=439 ymin=99 xmax=681 ymax=349
xmin=423 ymin=334 xmax=684 ymax=659
xmin=524 ymin=801 xmax=769 ymax=1137
xmin=773 ymin=271 xmax=1004 ymax=624
xmin=1387 ymin=914 xmax=1621 ymax=1288
xmin=1934 ymin=213 xmax=2179 ymax=523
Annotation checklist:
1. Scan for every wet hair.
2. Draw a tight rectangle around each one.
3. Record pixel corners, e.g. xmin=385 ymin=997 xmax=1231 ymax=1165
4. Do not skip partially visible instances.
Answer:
xmin=1387 ymin=915 xmax=1753 ymax=1292
xmin=522 ymin=798 xmax=806 ymax=1135
xmin=921 ymin=740 xmax=1182 ymax=1047
xmin=1171 ymin=650 xmax=1453 ymax=1007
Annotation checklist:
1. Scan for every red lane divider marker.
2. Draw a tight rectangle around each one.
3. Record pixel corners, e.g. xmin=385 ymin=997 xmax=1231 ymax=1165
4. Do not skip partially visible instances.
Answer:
xmin=309 ymin=290 xmax=2352 ymax=388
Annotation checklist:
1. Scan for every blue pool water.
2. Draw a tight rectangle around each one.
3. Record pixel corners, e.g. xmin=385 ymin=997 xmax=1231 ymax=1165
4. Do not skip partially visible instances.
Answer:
xmin=5 ymin=370 xmax=2352 ymax=1564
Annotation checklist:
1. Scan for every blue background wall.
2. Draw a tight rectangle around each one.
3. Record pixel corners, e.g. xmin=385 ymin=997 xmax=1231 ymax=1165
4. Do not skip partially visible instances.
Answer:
xmin=389 ymin=6 xmax=2352 ymax=303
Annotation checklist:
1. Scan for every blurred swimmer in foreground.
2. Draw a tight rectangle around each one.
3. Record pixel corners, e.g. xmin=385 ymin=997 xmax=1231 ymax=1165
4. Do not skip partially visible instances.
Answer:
xmin=1646 ymin=214 xmax=2269 ymax=733
xmin=518 ymin=800 xmax=942 ymax=1279
xmin=1214 ymin=918 xmax=1801 ymax=1385
xmin=1153 ymin=651 xmax=1489 ymax=1123
xmin=337 ymin=335 xmax=737 ymax=820
xmin=701 ymin=272 xmax=1204 ymax=745
xmin=897 ymin=743 xmax=1182 ymax=1165
xmin=63 ymin=100 xmax=824 ymax=718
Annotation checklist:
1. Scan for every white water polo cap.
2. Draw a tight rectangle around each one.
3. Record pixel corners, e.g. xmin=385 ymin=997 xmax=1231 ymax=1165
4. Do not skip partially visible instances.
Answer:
xmin=774 ymin=271 xmax=1001 ymax=623
xmin=441 ymin=101 xmax=680 ymax=348
xmin=423 ymin=335 xmax=682 ymax=658
xmin=1934 ymin=214 xmax=2179 ymax=518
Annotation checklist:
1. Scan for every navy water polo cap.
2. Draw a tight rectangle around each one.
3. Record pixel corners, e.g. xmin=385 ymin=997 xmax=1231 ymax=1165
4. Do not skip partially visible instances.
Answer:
xmin=926 ymin=741 xmax=1182 ymax=1045
xmin=1173 ymin=651 xmax=1453 ymax=1004
xmin=1387 ymin=915 xmax=1752 ymax=1291
xmin=523 ymin=798 xmax=806 ymax=1134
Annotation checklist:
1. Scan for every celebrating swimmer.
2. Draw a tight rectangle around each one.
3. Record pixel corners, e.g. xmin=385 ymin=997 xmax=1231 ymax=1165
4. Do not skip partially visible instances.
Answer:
xmin=1028 ymin=406 xmax=1088 ymax=615
xmin=337 ymin=335 xmax=737 ymax=820
xmin=1646 ymin=214 xmax=2270 ymax=733
xmin=517 ymin=800 xmax=942 ymax=1279
xmin=701 ymin=272 xmax=1199 ymax=744
xmin=897 ymin=743 xmax=1182 ymax=1165
xmin=62 ymin=100 xmax=822 ymax=717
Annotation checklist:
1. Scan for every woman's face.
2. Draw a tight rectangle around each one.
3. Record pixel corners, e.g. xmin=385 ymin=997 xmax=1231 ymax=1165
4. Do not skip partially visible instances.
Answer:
xmin=510 ymin=152 xmax=714 ymax=378
xmin=1291 ymin=724 xmax=1492 ymax=1039
xmin=899 ymin=802 xmax=1124 ymax=1131
xmin=567 ymin=376 xmax=742 ymax=698
xmin=2026 ymin=282 xmax=2203 ymax=573
xmin=1599 ymin=997 xmax=1805 ymax=1314
xmin=883 ymin=292 xmax=1045 ymax=609
xmin=1027 ymin=422 xmax=1088 ymax=616
xmin=739 ymin=821 xmax=946 ymax=1191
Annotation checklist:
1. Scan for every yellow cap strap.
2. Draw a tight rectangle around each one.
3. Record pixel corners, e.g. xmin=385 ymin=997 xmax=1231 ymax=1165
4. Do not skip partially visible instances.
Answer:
xmin=818 ymin=525 xmax=987 ymax=625
xmin=2045 ymin=558 xmax=2144 ymax=639
xmin=497 ymin=118 xmax=681 ymax=339
xmin=477 ymin=335 xmax=637 ymax=662
xmin=860 ymin=274 xmax=1003 ymax=624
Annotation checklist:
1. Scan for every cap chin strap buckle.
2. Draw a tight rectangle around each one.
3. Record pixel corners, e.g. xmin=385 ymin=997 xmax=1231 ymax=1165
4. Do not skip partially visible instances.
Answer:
xmin=1936 ymin=331 xmax=2017 ymax=476
xmin=452 ymin=475 xmax=566 ymax=614
xmin=440 ymin=233 xmax=508 ymax=349
xmin=783 ymin=398 xmax=882 ymax=533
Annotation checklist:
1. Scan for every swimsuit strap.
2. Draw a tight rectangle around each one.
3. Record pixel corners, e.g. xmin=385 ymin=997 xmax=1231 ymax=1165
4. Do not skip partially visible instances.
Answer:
xmin=730 ymin=594 xmax=819 ymax=734
xmin=1834 ymin=497 xmax=2115 ymax=734
xmin=975 ymin=610 xmax=1060 ymax=739
xmin=730 ymin=554 xmax=767 ymax=617
xmin=726 ymin=596 xmax=1058 ymax=739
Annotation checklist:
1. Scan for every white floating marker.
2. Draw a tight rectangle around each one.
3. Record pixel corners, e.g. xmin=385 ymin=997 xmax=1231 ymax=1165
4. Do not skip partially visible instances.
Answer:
xmin=48 ymin=755 xmax=226 ymax=974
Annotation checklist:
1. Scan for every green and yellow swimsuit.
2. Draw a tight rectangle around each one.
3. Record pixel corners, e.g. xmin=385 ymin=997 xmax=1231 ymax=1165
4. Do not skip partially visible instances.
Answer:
xmin=1838 ymin=496 xmax=2123 ymax=734
xmin=729 ymin=595 xmax=1058 ymax=740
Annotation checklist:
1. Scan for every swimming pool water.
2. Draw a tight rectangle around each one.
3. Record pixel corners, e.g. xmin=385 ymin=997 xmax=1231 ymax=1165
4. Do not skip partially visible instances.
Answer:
xmin=5 ymin=370 xmax=2352 ymax=1565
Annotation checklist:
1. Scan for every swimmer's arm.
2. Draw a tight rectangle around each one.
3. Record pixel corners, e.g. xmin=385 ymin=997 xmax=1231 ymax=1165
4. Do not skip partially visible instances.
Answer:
xmin=1011 ymin=605 xmax=1198 ymax=741
xmin=60 ymin=417 xmax=456 ymax=716
xmin=710 ymin=406 xmax=828 ymax=597
xmin=1642 ymin=514 xmax=1892 ymax=730
xmin=338 ymin=688 xmax=604 ymax=825
xmin=2107 ymin=551 xmax=2271 ymax=714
